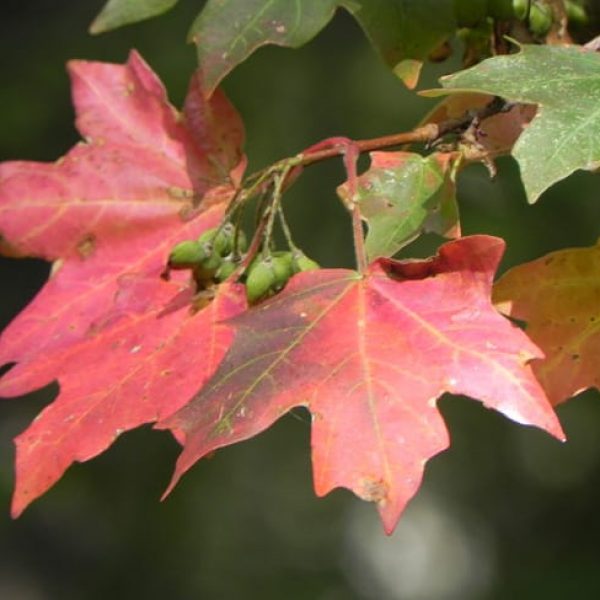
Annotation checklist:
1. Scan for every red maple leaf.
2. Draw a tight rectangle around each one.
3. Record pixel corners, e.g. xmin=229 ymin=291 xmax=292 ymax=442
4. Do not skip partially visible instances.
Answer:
xmin=159 ymin=235 xmax=563 ymax=533
xmin=0 ymin=50 xmax=246 ymax=516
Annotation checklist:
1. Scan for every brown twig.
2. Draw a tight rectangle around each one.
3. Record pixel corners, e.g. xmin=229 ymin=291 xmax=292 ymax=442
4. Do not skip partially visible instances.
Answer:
xmin=231 ymin=95 xmax=513 ymax=272
xmin=297 ymin=126 xmax=438 ymax=167
xmin=274 ymin=95 xmax=512 ymax=174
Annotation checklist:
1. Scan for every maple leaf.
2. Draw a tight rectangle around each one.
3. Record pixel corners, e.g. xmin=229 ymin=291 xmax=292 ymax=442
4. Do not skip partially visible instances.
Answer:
xmin=158 ymin=235 xmax=563 ymax=534
xmin=427 ymin=44 xmax=600 ymax=202
xmin=0 ymin=50 xmax=246 ymax=516
xmin=494 ymin=242 xmax=600 ymax=405
xmin=337 ymin=151 xmax=460 ymax=261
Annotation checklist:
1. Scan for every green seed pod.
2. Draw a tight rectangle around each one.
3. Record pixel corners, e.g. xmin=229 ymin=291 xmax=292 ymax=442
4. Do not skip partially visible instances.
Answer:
xmin=245 ymin=258 xmax=277 ymax=303
xmin=487 ymin=0 xmax=514 ymax=20
xmin=215 ymin=258 xmax=238 ymax=282
xmin=292 ymin=251 xmax=320 ymax=273
xmin=192 ymin=242 xmax=222 ymax=282
xmin=198 ymin=224 xmax=248 ymax=257
xmin=212 ymin=223 xmax=235 ymax=256
xmin=270 ymin=253 xmax=294 ymax=289
xmin=200 ymin=243 xmax=223 ymax=270
xmin=197 ymin=227 xmax=217 ymax=244
xmin=168 ymin=240 xmax=206 ymax=269
xmin=218 ymin=225 xmax=248 ymax=255
xmin=454 ymin=0 xmax=488 ymax=27
xmin=566 ymin=0 xmax=588 ymax=24
xmin=529 ymin=2 xmax=552 ymax=35
xmin=512 ymin=0 xmax=529 ymax=20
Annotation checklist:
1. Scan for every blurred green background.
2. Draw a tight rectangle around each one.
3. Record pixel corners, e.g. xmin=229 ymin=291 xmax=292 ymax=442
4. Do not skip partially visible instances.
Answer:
xmin=2 ymin=1 xmax=600 ymax=598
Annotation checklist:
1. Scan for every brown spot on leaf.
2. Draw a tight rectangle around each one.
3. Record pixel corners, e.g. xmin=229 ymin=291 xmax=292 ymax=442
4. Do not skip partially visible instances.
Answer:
xmin=77 ymin=234 xmax=96 ymax=259
xmin=167 ymin=186 xmax=194 ymax=200
xmin=179 ymin=205 xmax=203 ymax=222
xmin=357 ymin=476 xmax=388 ymax=505
xmin=191 ymin=288 xmax=216 ymax=312
xmin=424 ymin=171 xmax=439 ymax=187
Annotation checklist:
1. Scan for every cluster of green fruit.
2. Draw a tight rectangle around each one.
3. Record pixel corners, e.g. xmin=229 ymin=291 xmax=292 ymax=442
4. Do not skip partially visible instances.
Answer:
xmin=455 ymin=0 xmax=587 ymax=34
xmin=167 ymin=223 xmax=245 ymax=285
xmin=244 ymin=249 xmax=319 ymax=303
xmin=166 ymin=225 xmax=319 ymax=304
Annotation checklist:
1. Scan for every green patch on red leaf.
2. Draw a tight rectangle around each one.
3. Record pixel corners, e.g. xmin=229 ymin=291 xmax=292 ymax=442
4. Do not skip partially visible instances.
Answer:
xmin=159 ymin=235 xmax=562 ymax=534
xmin=337 ymin=151 xmax=460 ymax=261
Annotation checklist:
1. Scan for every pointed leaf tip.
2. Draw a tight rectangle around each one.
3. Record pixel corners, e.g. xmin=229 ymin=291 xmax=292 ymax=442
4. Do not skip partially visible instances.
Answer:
xmin=90 ymin=0 xmax=179 ymax=35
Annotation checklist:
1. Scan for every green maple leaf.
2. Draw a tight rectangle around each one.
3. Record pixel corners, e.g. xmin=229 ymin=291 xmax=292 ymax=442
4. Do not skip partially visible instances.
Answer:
xmin=426 ymin=44 xmax=600 ymax=203
xmin=91 ymin=0 xmax=457 ymax=92
xmin=337 ymin=151 xmax=460 ymax=261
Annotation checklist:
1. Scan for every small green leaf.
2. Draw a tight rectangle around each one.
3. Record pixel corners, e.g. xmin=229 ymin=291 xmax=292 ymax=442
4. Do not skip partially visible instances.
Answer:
xmin=338 ymin=151 xmax=460 ymax=261
xmin=90 ymin=0 xmax=179 ymax=34
xmin=427 ymin=45 xmax=600 ymax=202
